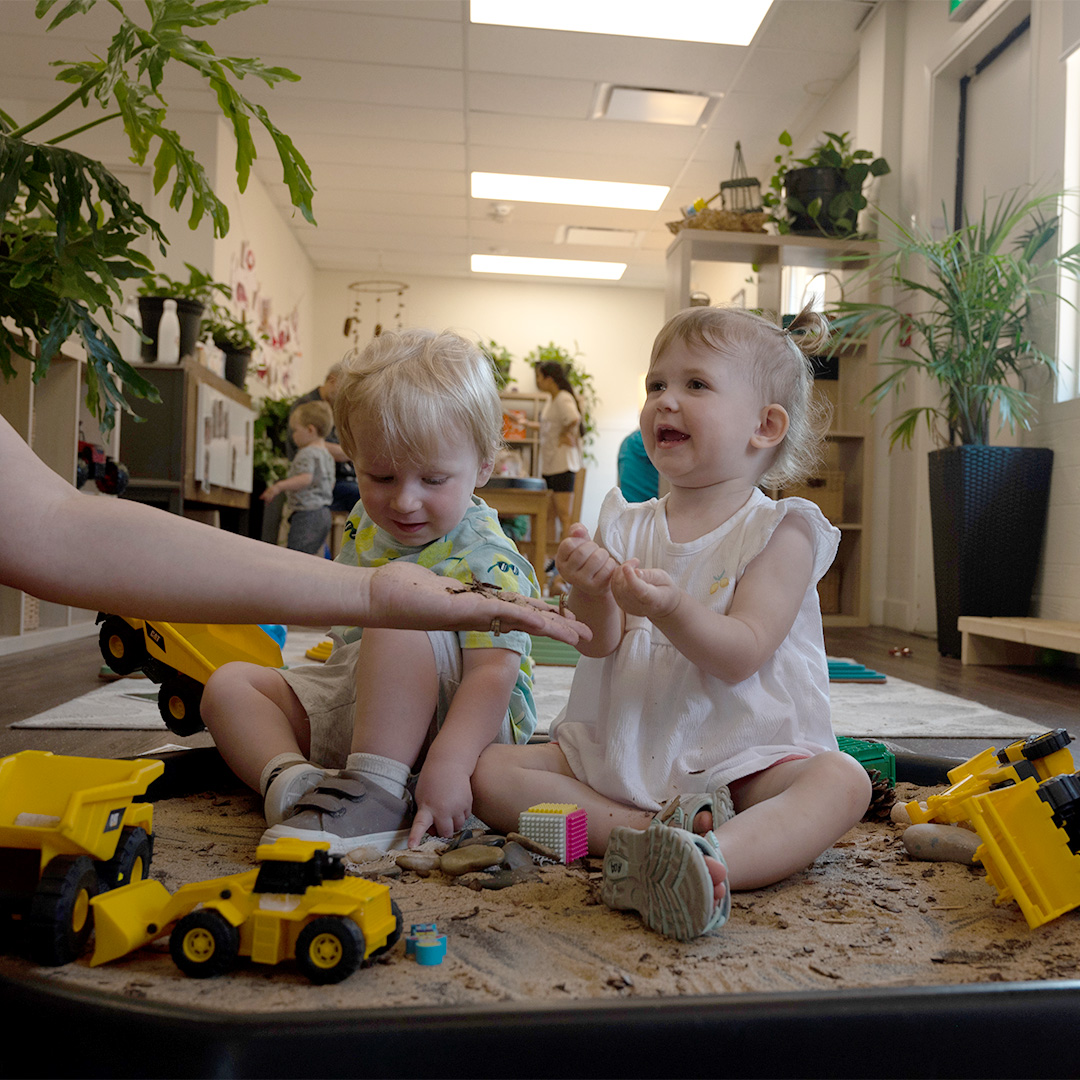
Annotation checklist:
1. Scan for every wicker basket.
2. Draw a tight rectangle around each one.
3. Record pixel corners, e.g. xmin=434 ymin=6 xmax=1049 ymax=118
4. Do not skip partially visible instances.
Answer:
xmin=666 ymin=208 xmax=769 ymax=235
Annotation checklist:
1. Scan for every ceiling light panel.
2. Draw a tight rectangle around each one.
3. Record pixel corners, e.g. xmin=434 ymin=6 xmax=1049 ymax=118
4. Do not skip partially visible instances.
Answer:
xmin=470 ymin=0 xmax=774 ymax=47
xmin=471 ymin=172 xmax=668 ymax=211
xmin=471 ymin=255 xmax=626 ymax=280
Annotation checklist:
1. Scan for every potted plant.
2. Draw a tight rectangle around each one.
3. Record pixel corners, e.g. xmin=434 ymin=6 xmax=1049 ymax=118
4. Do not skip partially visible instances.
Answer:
xmin=480 ymin=339 xmax=516 ymax=391
xmin=137 ymin=265 xmax=231 ymax=365
xmin=203 ymin=305 xmax=264 ymax=389
xmin=0 ymin=0 xmax=314 ymax=432
xmin=764 ymin=130 xmax=890 ymax=238
xmin=829 ymin=188 xmax=1080 ymax=656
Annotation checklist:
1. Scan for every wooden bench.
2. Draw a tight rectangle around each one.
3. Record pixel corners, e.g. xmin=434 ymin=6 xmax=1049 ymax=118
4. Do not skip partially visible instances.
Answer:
xmin=958 ymin=616 xmax=1080 ymax=666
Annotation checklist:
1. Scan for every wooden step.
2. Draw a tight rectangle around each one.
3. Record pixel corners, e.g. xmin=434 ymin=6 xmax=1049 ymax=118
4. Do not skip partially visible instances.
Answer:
xmin=958 ymin=616 xmax=1080 ymax=666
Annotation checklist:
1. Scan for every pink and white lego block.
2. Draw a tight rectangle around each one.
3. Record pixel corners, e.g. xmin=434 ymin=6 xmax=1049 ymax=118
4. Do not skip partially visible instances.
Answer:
xmin=517 ymin=803 xmax=588 ymax=863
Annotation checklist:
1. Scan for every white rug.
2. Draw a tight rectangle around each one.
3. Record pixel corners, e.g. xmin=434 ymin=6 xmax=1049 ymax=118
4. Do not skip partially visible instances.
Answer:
xmin=12 ymin=630 xmax=1047 ymax=740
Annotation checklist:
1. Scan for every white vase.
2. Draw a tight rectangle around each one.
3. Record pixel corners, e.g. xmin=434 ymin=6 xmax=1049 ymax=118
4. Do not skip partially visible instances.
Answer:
xmin=156 ymin=298 xmax=181 ymax=365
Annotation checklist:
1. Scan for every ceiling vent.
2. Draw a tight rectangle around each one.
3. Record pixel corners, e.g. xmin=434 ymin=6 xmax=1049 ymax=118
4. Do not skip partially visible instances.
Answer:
xmin=555 ymin=225 xmax=644 ymax=248
xmin=590 ymin=84 xmax=720 ymax=126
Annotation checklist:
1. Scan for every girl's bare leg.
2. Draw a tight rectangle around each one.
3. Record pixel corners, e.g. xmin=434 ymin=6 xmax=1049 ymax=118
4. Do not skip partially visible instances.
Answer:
xmin=472 ymin=742 xmax=656 ymax=854
xmin=202 ymin=662 xmax=312 ymax=791
xmin=707 ymin=751 xmax=871 ymax=891
xmin=350 ymin=627 xmax=438 ymax=763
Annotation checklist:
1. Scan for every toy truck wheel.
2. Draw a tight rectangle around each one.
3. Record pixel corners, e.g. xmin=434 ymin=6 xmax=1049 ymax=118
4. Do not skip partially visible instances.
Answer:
xmin=28 ymin=855 xmax=99 ymax=966
xmin=1022 ymin=728 xmax=1073 ymax=760
xmin=158 ymin=675 xmax=206 ymax=736
xmin=370 ymin=900 xmax=404 ymax=958
xmin=96 ymin=826 xmax=153 ymax=891
xmin=99 ymin=617 xmax=147 ymax=676
xmin=170 ymin=911 xmax=240 ymax=978
xmin=295 ymin=917 xmax=363 ymax=984
xmin=97 ymin=460 xmax=129 ymax=496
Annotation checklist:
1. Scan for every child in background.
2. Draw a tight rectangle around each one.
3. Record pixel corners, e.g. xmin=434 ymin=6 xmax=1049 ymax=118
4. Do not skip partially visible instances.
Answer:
xmin=260 ymin=400 xmax=335 ymax=555
xmin=472 ymin=304 xmax=871 ymax=941
xmin=203 ymin=329 xmax=541 ymax=854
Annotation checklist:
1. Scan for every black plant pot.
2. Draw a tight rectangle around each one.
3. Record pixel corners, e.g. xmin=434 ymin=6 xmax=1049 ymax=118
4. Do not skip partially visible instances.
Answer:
xmin=137 ymin=296 xmax=204 ymax=362
xmin=928 ymin=446 xmax=1053 ymax=658
xmin=222 ymin=348 xmax=252 ymax=389
xmin=783 ymin=166 xmax=843 ymax=235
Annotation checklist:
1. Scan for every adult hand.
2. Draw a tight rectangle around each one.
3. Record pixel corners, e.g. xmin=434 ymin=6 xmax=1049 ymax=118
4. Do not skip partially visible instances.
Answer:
xmin=364 ymin=561 xmax=592 ymax=645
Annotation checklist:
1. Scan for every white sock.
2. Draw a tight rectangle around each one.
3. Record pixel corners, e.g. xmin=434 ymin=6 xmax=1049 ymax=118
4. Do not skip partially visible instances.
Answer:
xmin=259 ymin=752 xmax=311 ymax=797
xmin=346 ymin=752 xmax=410 ymax=800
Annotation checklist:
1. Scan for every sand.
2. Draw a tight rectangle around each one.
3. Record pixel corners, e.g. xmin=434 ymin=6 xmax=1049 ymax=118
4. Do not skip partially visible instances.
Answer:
xmin=3 ymin=780 xmax=1076 ymax=1013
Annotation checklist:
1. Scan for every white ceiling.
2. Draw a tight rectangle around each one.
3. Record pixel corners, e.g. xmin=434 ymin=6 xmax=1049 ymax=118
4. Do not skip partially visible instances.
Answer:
xmin=2 ymin=0 xmax=878 ymax=289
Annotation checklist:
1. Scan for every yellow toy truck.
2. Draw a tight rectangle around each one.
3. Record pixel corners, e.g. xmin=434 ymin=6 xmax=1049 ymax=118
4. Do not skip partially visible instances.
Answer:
xmin=0 ymin=751 xmax=164 ymax=966
xmin=97 ymin=614 xmax=284 ymax=736
xmin=90 ymin=838 xmax=403 ymax=984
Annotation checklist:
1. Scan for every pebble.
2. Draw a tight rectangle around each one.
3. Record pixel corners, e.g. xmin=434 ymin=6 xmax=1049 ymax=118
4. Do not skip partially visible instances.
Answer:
xmin=506 ymin=831 xmax=560 ymax=860
xmin=902 ymin=823 xmax=982 ymax=864
xmin=440 ymin=845 xmax=506 ymax=876
xmin=890 ymin=802 xmax=912 ymax=825
xmin=459 ymin=866 xmax=539 ymax=891
xmin=501 ymin=841 xmax=536 ymax=871
xmin=456 ymin=833 xmax=506 ymax=849
xmin=396 ymin=851 xmax=442 ymax=873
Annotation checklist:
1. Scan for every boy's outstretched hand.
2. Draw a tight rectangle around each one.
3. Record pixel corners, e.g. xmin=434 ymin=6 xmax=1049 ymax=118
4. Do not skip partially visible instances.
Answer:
xmin=364 ymin=561 xmax=591 ymax=645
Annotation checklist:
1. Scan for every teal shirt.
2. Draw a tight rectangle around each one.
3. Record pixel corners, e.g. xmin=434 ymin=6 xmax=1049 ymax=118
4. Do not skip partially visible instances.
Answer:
xmin=334 ymin=495 xmax=539 ymax=743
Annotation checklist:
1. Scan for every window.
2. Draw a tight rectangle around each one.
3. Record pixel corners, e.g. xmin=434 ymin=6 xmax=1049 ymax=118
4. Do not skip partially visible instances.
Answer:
xmin=1057 ymin=50 xmax=1080 ymax=402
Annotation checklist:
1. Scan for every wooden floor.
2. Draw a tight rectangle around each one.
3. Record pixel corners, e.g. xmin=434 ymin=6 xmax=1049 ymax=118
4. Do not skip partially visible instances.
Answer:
xmin=0 ymin=624 xmax=1077 ymax=765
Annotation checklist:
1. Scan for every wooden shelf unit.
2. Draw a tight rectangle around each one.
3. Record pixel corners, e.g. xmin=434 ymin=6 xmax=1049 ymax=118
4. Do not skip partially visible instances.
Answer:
xmin=0 ymin=349 xmax=120 ymax=655
xmin=665 ymin=229 xmax=875 ymax=625
xmin=498 ymin=389 xmax=548 ymax=478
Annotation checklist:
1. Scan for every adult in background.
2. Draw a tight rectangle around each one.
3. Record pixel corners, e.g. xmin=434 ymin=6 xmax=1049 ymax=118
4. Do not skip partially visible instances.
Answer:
xmin=532 ymin=361 xmax=583 ymax=550
xmin=617 ymin=428 xmax=660 ymax=504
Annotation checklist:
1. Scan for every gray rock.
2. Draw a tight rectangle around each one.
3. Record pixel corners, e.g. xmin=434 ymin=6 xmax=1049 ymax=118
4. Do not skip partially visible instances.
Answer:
xmin=903 ymin=822 xmax=981 ymax=864
xmin=501 ymin=841 xmax=536 ymax=871
xmin=507 ymin=831 xmax=560 ymax=859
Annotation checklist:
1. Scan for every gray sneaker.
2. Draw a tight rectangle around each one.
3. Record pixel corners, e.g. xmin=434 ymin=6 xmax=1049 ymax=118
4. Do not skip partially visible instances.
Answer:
xmin=260 ymin=771 xmax=413 ymax=855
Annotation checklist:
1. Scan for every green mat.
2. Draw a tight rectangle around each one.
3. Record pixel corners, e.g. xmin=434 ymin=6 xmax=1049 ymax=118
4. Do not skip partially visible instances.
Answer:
xmin=529 ymin=635 xmax=580 ymax=666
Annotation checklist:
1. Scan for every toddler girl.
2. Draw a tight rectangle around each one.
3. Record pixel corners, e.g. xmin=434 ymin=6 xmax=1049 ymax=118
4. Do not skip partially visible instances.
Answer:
xmin=472 ymin=305 xmax=871 ymax=940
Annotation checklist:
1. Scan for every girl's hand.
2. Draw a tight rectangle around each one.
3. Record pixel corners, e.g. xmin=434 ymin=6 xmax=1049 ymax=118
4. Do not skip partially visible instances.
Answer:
xmin=610 ymin=560 xmax=681 ymax=620
xmin=259 ymin=483 xmax=279 ymax=503
xmin=409 ymin=759 xmax=473 ymax=847
xmin=555 ymin=523 xmax=618 ymax=598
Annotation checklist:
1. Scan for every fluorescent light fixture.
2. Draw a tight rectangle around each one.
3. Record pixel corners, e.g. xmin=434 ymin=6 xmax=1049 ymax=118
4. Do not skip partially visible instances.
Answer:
xmin=472 ymin=172 xmax=668 ymax=211
xmin=470 ymin=0 xmax=773 ymax=46
xmin=471 ymin=255 xmax=626 ymax=280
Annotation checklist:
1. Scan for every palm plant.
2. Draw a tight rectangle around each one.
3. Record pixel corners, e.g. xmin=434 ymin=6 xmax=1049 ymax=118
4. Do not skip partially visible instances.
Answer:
xmin=829 ymin=188 xmax=1080 ymax=447
xmin=0 ymin=0 xmax=314 ymax=431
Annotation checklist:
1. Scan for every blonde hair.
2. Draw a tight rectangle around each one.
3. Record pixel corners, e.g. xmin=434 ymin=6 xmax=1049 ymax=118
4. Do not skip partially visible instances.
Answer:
xmin=290 ymin=399 xmax=334 ymax=438
xmin=334 ymin=328 xmax=503 ymax=467
xmin=649 ymin=303 xmax=831 ymax=488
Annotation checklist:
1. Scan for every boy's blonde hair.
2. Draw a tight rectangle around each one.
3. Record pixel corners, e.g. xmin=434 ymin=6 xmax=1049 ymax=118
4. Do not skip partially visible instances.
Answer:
xmin=290 ymin=399 xmax=334 ymax=438
xmin=334 ymin=328 xmax=503 ymax=467
xmin=650 ymin=303 xmax=831 ymax=488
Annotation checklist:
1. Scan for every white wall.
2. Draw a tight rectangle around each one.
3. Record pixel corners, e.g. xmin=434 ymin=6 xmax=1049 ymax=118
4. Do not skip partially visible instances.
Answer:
xmin=312 ymin=272 xmax=665 ymax=532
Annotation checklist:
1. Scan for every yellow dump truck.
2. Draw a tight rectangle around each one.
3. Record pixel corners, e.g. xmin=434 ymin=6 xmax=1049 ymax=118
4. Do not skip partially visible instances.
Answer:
xmin=97 ymin=615 xmax=284 ymax=736
xmin=91 ymin=838 xmax=402 ymax=984
xmin=0 ymin=751 xmax=164 ymax=965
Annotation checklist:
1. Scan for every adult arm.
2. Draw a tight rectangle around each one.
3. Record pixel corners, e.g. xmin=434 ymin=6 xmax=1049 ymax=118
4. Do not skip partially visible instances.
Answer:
xmin=0 ymin=415 xmax=590 ymax=644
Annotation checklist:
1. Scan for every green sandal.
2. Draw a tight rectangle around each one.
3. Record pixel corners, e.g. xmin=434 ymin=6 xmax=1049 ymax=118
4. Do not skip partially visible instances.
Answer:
xmin=601 ymin=821 xmax=730 ymax=941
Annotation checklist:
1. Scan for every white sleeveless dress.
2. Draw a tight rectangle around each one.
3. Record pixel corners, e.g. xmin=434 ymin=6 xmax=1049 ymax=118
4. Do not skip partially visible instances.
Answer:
xmin=550 ymin=487 xmax=841 ymax=811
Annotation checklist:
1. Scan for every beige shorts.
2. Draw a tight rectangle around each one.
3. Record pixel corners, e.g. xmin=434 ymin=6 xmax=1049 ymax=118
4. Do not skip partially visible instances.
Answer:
xmin=279 ymin=631 xmax=516 ymax=769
